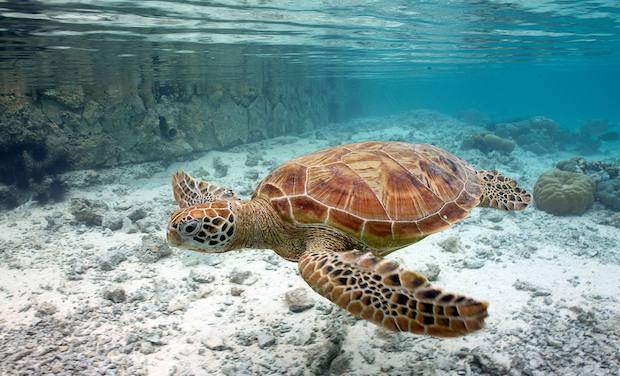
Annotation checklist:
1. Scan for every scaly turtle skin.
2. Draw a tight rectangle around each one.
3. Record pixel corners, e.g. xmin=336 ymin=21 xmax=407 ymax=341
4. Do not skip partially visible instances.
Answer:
xmin=167 ymin=141 xmax=531 ymax=337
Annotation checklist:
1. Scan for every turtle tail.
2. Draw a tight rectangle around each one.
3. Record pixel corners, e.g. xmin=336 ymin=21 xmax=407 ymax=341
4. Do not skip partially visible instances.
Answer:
xmin=477 ymin=170 xmax=531 ymax=210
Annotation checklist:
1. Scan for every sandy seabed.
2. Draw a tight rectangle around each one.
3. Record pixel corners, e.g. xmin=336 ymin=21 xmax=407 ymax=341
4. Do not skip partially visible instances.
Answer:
xmin=1 ymin=110 xmax=618 ymax=376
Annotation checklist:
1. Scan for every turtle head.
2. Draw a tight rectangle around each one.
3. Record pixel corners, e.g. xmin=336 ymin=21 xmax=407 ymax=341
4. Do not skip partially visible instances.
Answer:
xmin=168 ymin=170 xmax=242 ymax=253
xmin=167 ymin=201 xmax=239 ymax=253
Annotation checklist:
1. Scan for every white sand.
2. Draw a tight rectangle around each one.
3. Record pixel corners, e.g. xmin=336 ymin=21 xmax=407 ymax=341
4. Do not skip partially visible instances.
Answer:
xmin=0 ymin=110 xmax=618 ymax=375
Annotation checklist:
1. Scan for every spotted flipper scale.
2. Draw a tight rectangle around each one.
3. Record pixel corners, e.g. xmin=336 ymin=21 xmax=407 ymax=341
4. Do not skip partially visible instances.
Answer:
xmin=477 ymin=170 xmax=531 ymax=210
xmin=298 ymin=249 xmax=488 ymax=337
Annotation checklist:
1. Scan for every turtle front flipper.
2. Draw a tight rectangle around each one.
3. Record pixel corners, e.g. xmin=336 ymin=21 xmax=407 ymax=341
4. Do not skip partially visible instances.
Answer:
xmin=298 ymin=248 xmax=488 ymax=337
xmin=478 ymin=170 xmax=531 ymax=210
xmin=172 ymin=171 xmax=238 ymax=208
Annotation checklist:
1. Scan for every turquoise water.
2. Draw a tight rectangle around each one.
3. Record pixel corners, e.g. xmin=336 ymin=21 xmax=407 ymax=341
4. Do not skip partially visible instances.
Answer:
xmin=1 ymin=2 xmax=620 ymax=376
xmin=1 ymin=0 xmax=619 ymax=126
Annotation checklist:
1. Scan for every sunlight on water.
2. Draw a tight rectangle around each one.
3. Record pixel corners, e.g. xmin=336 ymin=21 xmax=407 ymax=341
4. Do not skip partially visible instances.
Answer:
xmin=1 ymin=0 xmax=619 ymax=85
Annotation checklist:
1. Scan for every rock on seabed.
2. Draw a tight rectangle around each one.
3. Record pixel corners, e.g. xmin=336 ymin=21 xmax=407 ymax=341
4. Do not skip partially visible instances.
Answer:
xmin=285 ymin=288 xmax=315 ymax=312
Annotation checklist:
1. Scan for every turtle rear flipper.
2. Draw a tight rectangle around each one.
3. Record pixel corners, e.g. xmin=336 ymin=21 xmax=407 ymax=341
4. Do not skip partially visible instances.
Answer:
xmin=478 ymin=170 xmax=531 ymax=210
xmin=298 ymin=248 xmax=488 ymax=337
xmin=172 ymin=171 xmax=238 ymax=208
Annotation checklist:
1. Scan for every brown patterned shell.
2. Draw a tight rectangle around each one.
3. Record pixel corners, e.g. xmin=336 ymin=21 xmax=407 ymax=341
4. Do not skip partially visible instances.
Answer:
xmin=253 ymin=141 xmax=482 ymax=251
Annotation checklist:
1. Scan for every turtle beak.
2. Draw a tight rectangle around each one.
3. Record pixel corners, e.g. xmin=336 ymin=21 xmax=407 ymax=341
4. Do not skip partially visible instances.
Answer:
xmin=166 ymin=227 xmax=183 ymax=246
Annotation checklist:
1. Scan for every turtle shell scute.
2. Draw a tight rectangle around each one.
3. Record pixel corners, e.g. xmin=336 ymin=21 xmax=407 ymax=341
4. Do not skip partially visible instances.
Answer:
xmin=254 ymin=142 xmax=481 ymax=250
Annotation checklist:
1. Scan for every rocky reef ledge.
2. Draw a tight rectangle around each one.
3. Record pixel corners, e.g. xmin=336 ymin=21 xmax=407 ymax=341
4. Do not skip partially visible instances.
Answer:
xmin=0 ymin=78 xmax=342 ymax=170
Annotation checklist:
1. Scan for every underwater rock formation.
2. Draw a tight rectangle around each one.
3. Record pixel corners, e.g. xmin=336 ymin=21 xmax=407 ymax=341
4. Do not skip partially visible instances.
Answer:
xmin=556 ymin=156 xmax=619 ymax=182
xmin=574 ymin=120 xmax=608 ymax=154
xmin=461 ymin=132 xmax=515 ymax=154
xmin=533 ymin=169 xmax=595 ymax=216
xmin=0 ymin=73 xmax=340 ymax=210
xmin=555 ymin=156 xmax=620 ymax=211
xmin=491 ymin=116 xmax=566 ymax=154
xmin=69 ymin=198 xmax=109 ymax=226
xmin=0 ymin=184 xmax=23 ymax=210
xmin=0 ymin=78 xmax=338 ymax=171
xmin=597 ymin=212 xmax=620 ymax=228
xmin=0 ymin=128 xmax=70 ymax=209
xmin=457 ymin=109 xmax=493 ymax=127
xmin=596 ymin=179 xmax=620 ymax=211
xmin=573 ymin=119 xmax=620 ymax=154
xmin=556 ymin=157 xmax=587 ymax=173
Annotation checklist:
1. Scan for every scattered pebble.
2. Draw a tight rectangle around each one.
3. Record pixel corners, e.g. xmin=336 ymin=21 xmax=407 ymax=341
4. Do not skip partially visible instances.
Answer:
xmin=103 ymin=287 xmax=127 ymax=303
xmin=102 ymin=212 xmax=124 ymax=231
xmin=136 ymin=237 xmax=172 ymax=263
xmin=202 ymin=336 xmax=228 ymax=351
xmin=69 ymin=198 xmax=108 ymax=226
xmin=257 ymin=333 xmax=276 ymax=349
xmin=35 ymin=302 xmax=58 ymax=317
xmin=462 ymin=259 xmax=485 ymax=269
xmin=437 ymin=236 xmax=461 ymax=253
xmin=167 ymin=297 xmax=188 ymax=313
xmin=122 ymin=216 xmax=140 ymax=233
xmin=135 ymin=217 xmax=159 ymax=233
xmin=98 ymin=247 xmax=128 ymax=271
xmin=189 ymin=269 xmax=215 ymax=283
xmin=285 ymin=288 xmax=315 ymax=313
xmin=230 ymin=287 xmax=244 ymax=296
xmin=229 ymin=268 xmax=256 ymax=285
xmin=213 ymin=157 xmax=229 ymax=178
xmin=126 ymin=206 xmax=146 ymax=222
xmin=421 ymin=263 xmax=441 ymax=281
xmin=245 ymin=152 xmax=262 ymax=167
xmin=513 ymin=279 xmax=552 ymax=297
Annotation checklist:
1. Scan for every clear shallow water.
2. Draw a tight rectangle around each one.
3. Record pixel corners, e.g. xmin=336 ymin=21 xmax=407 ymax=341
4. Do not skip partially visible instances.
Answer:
xmin=2 ymin=1 xmax=619 ymax=126
xmin=2 ymin=0 xmax=619 ymax=77
xmin=1 ymin=3 xmax=620 ymax=375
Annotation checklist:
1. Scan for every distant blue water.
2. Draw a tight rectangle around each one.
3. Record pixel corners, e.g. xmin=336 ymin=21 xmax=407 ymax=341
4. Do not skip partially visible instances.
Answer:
xmin=348 ymin=63 xmax=620 ymax=129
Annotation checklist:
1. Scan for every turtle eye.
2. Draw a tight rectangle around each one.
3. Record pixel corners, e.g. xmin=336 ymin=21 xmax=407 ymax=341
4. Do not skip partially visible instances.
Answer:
xmin=181 ymin=220 xmax=200 ymax=235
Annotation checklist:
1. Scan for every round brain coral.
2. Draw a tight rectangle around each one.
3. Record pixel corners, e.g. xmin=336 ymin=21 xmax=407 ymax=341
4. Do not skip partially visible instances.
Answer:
xmin=533 ymin=169 xmax=595 ymax=216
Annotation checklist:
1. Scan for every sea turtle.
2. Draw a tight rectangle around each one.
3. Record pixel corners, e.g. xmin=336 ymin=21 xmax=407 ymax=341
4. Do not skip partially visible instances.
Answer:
xmin=166 ymin=141 xmax=531 ymax=337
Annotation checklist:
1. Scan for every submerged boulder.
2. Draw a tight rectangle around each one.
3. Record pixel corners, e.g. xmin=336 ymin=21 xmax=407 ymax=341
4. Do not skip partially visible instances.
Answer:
xmin=137 ymin=237 xmax=173 ymax=263
xmin=556 ymin=156 xmax=619 ymax=182
xmin=533 ymin=169 xmax=595 ymax=216
xmin=493 ymin=116 xmax=566 ymax=154
xmin=69 ymin=198 xmax=109 ymax=226
xmin=461 ymin=132 xmax=515 ymax=154
xmin=0 ymin=184 xmax=28 ymax=210
xmin=285 ymin=288 xmax=315 ymax=312
xmin=556 ymin=157 xmax=586 ymax=173
xmin=596 ymin=179 xmax=620 ymax=211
